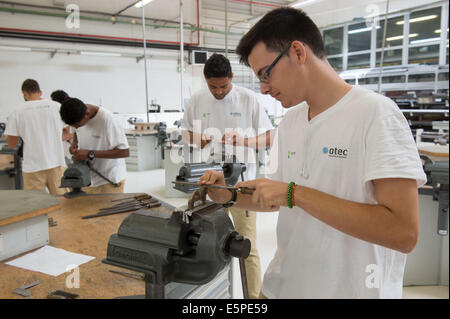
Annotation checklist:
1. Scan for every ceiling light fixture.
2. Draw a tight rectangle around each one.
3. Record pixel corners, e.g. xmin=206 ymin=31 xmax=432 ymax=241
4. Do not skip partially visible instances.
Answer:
xmin=348 ymin=26 xmax=381 ymax=34
xmin=0 ymin=46 xmax=31 ymax=51
xmin=410 ymin=37 xmax=441 ymax=45
xmin=386 ymin=33 xmax=418 ymax=41
xmin=290 ymin=0 xmax=323 ymax=8
xmin=80 ymin=51 xmax=122 ymax=57
xmin=396 ymin=15 xmax=438 ymax=25
xmin=135 ymin=0 xmax=154 ymax=8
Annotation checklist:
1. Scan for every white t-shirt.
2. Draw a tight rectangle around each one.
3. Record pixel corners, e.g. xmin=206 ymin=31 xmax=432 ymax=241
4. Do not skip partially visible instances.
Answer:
xmin=75 ymin=107 xmax=129 ymax=187
xmin=262 ymin=86 xmax=426 ymax=299
xmin=5 ymin=99 xmax=66 ymax=173
xmin=182 ymin=85 xmax=273 ymax=181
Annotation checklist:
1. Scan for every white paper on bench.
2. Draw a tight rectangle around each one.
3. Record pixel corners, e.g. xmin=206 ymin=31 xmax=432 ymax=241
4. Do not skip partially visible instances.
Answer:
xmin=5 ymin=245 xmax=95 ymax=276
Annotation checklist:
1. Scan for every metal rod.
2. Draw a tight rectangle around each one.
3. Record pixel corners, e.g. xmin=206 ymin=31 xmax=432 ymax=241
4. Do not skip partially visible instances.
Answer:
xmin=377 ymin=0 xmax=390 ymax=93
xmin=180 ymin=0 xmax=184 ymax=112
xmin=239 ymin=258 xmax=249 ymax=299
xmin=225 ymin=0 xmax=228 ymax=58
xmin=141 ymin=0 xmax=150 ymax=122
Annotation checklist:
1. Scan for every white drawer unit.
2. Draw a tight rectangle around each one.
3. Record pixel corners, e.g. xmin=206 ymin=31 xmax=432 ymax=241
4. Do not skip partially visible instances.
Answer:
xmin=125 ymin=134 xmax=162 ymax=171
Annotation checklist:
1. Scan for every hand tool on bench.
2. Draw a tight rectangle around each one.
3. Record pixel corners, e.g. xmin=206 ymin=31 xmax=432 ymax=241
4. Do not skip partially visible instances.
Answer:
xmin=81 ymin=201 xmax=162 ymax=219
xmin=13 ymin=281 xmax=40 ymax=297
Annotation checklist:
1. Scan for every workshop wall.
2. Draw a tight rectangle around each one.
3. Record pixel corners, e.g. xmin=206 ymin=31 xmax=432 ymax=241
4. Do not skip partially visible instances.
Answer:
xmin=0 ymin=42 xmax=205 ymax=121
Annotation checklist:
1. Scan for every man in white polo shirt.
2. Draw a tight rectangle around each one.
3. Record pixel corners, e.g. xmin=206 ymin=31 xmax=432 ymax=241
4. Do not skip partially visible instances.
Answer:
xmin=199 ymin=8 xmax=426 ymax=299
xmin=5 ymin=79 xmax=67 ymax=195
xmin=59 ymin=97 xmax=129 ymax=193
xmin=182 ymin=53 xmax=274 ymax=299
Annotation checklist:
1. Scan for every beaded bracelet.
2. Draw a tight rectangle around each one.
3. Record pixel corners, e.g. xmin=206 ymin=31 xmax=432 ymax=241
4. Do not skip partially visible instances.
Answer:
xmin=287 ymin=182 xmax=295 ymax=208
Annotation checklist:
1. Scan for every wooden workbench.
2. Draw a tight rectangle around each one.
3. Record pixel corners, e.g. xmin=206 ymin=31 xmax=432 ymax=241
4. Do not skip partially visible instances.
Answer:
xmin=0 ymin=192 xmax=166 ymax=299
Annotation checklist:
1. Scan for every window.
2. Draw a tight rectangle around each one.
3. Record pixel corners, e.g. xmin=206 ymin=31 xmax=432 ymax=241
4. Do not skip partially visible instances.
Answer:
xmin=408 ymin=73 xmax=435 ymax=82
xmin=377 ymin=16 xmax=405 ymax=48
xmin=409 ymin=44 xmax=440 ymax=64
xmin=348 ymin=22 xmax=372 ymax=52
xmin=382 ymin=75 xmax=406 ymax=83
xmin=328 ymin=57 xmax=343 ymax=71
xmin=376 ymin=49 xmax=403 ymax=67
xmin=323 ymin=27 xmax=344 ymax=55
xmin=359 ymin=77 xmax=378 ymax=85
xmin=348 ymin=53 xmax=370 ymax=69
xmin=408 ymin=7 xmax=442 ymax=45
xmin=345 ymin=79 xmax=356 ymax=85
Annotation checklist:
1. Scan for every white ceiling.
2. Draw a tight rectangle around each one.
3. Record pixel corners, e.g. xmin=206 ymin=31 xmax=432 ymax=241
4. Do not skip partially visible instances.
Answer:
xmin=0 ymin=0 xmax=443 ymax=28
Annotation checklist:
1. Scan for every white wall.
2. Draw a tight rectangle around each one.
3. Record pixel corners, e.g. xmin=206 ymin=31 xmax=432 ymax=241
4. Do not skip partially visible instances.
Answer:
xmin=0 ymin=40 xmax=206 ymax=122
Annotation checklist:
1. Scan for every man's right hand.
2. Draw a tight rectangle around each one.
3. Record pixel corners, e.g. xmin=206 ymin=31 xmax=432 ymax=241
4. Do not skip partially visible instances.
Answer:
xmin=198 ymin=170 xmax=233 ymax=204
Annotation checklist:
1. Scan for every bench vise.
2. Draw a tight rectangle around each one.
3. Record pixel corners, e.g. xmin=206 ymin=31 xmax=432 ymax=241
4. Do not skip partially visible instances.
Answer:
xmin=102 ymin=199 xmax=250 ymax=299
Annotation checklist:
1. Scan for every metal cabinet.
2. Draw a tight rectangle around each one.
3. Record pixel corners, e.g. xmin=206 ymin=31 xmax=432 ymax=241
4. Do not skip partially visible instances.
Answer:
xmin=125 ymin=134 xmax=162 ymax=171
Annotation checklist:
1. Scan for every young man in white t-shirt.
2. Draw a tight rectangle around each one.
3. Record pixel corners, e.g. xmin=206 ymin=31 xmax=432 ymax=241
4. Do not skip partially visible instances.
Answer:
xmin=59 ymin=98 xmax=129 ymax=193
xmin=182 ymin=53 xmax=274 ymax=299
xmin=5 ymin=79 xmax=67 ymax=195
xmin=199 ymin=8 xmax=426 ymax=299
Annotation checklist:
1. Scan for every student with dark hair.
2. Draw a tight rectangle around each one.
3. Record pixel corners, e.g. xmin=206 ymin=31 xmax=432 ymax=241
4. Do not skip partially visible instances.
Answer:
xmin=60 ymin=98 xmax=129 ymax=194
xmin=199 ymin=8 xmax=426 ymax=299
xmin=181 ymin=53 xmax=274 ymax=299
xmin=5 ymin=79 xmax=67 ymax=194
xmin=50 ymin=90 xmax=70 ymax=104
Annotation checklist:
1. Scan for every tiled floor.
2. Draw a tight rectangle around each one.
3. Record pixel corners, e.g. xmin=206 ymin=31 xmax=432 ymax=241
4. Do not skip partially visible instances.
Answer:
xmin=125 ymin=169 xmax=448 ymax=299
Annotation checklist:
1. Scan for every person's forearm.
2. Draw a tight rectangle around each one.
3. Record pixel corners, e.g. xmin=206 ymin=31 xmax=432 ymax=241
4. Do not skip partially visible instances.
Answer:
xmin=244 ymin=130 xmax=274 ymax=149
xmin=92 ymin=148 xmax=129 ymax=159
xmin=293 ymin=186 xmax=417 ymax=253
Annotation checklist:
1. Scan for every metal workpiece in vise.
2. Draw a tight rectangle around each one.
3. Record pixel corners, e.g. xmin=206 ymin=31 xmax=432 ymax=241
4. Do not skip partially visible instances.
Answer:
xmin=420 ymin=154 xmax=449 ymax=236
xmin=173 ymin=162 xmax=247 ymax=193
xmin=102 ymin=202 xmax=251 ymax=299
xmin=59 ymin=159 xmax=91 ymax=198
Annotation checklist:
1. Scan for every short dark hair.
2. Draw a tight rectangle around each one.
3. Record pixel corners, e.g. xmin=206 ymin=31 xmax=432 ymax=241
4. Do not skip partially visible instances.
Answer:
xmin=203 ymin=53 xmax=232 ymax=79
xmin=60 ymin=98 xmax=87 ymax=125
xmin=21 ymin=79 xmax=41 ymax=94
xmin=51 ymin=90 xmax=70 ymax=104
xmin=236 ymin=7 xmax=326 ymax=66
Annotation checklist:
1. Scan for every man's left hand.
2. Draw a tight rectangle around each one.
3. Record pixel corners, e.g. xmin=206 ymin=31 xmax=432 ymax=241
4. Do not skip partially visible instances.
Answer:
xmin=72 ymin=149 xmax=89 ymax=161
xmin=235 ymin=178 xmax=289 ymax=210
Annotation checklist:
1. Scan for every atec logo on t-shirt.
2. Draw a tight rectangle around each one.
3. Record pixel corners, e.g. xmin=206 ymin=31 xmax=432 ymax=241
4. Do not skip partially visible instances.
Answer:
xmin=202 ymin=112 xmax=211 ymax=118
xmin=322 ymin=146 xmax=348 ymax=159
xmin=287 ymin=151 xmax=296 ymax=159
xmin=229 ymin=112 xmax=242 ymax=117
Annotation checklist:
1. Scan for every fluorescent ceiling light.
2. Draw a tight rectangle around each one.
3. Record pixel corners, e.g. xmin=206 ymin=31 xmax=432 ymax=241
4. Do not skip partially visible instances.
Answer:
xmin=135 ymin=0 xmax=153 ymax=8
xmin=0 ymin=46 xmax=31 ymax=51
xmin=348 ymin=26 xmax=380 ymax=34
xmin=396 ymin=15 xmax=438 ymax=25
xmin=434 ymin=28 xmax=449 ymax=33
xmin=386 ymin=33 xmax=418 ymax=41
xmin=410 ymin=37 xmax=441 ymax=45
xmin=80 ymin=51 xmax=121 ymax=57
xmin=291 ymin=0 xmax=322 ymax=8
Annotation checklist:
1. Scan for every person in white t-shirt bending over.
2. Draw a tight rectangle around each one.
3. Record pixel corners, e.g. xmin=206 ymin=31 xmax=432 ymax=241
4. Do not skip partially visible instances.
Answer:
xmin=182 ymin=53 xmax=274 ymax=299
xmin=5 ymin=79 xmax=68 ymax=195
xmin=199 ymin=8 xmax=427 ymax=299
xmin=59 ymin=98 xmax=129 ymax=194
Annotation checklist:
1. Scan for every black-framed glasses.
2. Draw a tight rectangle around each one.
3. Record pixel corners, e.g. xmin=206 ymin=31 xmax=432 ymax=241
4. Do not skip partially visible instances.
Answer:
xmin=258 ymin=43 xmax=291 ymax=84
